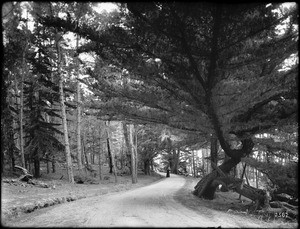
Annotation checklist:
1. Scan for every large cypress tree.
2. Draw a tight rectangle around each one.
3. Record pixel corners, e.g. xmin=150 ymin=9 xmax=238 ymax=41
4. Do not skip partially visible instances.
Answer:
xmin=39 ymin=3 xmax=298 ymax=199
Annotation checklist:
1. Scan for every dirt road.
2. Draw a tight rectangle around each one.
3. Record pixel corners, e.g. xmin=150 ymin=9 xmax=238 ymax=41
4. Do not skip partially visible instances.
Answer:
xmin=5 ymin=174 xmax=271 ymax=227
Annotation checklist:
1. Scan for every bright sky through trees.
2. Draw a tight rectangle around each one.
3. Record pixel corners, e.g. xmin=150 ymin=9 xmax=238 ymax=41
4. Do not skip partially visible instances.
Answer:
xmin=94 ymin=2 xmax=119 ymax=13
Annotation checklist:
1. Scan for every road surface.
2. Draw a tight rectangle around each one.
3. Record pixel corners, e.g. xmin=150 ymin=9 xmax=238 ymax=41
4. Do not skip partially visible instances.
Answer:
xmin=6 ymin=174 xmax=267 ymax=227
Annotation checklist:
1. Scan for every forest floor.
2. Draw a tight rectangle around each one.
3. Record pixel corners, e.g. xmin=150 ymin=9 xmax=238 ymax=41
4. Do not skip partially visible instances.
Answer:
xmin=174 ymin=176 xmax=298 ymax=228
xmin=1 ymin=166 xmax=298 ymax=227
xmin=1 ymin=164 xmax=163 ymax=224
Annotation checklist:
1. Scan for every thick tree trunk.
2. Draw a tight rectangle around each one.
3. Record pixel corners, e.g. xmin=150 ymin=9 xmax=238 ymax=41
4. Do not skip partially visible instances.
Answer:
xmin=122 ymin=122 xmax=138 ymax=183
xmin=202 ymin=150 xmax=205 ymax=173
xmin=1 ymin=69 xmax=6 ymax=174
xmin=56 ymin=34 xmax=74 ymax=184
xmin=98 ymin=151 xmax=103 ymax=181
xmin=33 ymin=150 xmax=40 ymax=178
xmin=107 ymin=138 xmax=113 ymax=173
xmin=52 ymin=155 xmax=56 ymax=173
xmin=91 ymin=130 xmax=96 ymax=165
xmin=8 ymin=114 xmax=16 ymax=173
xmin=10 ymin=150 xmax=15 ymax=173
xmin=18 ymin=21 xmax=28 ymax=169
xmin=193 ymin=157 xmax=240 ymax=199
xmin=75 ymin=35 xmax=83 ymax=174
xmin=25 ymin=155 xmax=28 ymax=171
xmin=28 ymin=159 xmax=32 ymax=175
xmin=106 ymin=122 xmax=118 ymax=183
xmin=210 ymin=134 xmax=218 ymax=170
xmin=144 ymin=160 xmax=151 ymax=175
xmin=171 ymin=148 xmax=179 ymax=174
xmin=19 ymin=76 xmax=25 ymax=169
xmin=126 ymin=154 xmax=132 ymax=174
xmin=3 ymin=90 xmax=16 ymax=173
xmin=150 ymin=159 xmax=154 ymax=171
xmin=34 ymin=159 xmax=40 ymax=178
xmin=192 ymin=150 xmax=196 ymax=177
xmin=194 ymin=5 xmax=247 ymax=200
xmin=82 ymin=133 xmax=89 ymax=175
xmin=120 ymin=144 xmax=124 ymax=169
xmin=46 ymin=154 xmax=50 ymax=174
xmin=76 ymin=99 xmax=82 ymax=169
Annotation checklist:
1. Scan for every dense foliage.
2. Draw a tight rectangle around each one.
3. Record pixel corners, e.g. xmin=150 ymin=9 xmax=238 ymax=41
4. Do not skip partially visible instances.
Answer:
xmin=2 ymin=2 xmax=298 ymax=204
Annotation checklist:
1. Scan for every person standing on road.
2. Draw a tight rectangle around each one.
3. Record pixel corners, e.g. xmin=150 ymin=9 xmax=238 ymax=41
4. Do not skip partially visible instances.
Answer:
xmin=166 ymin=167 xmax=170 ymax=177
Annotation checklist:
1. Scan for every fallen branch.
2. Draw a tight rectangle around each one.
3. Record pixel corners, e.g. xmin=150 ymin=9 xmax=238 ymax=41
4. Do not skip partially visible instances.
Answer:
xmin=270 ymin=201 xmax=298 ymax=210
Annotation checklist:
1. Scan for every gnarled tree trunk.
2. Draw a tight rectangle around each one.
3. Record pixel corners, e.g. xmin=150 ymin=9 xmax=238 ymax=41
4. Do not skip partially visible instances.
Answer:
xmin=194 ymin=135 xmax=254 ymax=200
xmin=193 ymin=157 xmax=241 ymax=199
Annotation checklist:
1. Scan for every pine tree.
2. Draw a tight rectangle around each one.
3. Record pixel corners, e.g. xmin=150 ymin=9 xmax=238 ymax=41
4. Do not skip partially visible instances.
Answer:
xmin=2 ymin=2 xmax=30 ymax=173
xmin=55 ymin=32 xmax=75 ymax=183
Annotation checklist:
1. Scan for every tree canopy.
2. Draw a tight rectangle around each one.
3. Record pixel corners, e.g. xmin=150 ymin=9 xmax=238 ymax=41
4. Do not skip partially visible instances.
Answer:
xmin=2 ymin=2 xmax=298 ymax=206
xmin=40 ymin=3 xmax=297 ymax=158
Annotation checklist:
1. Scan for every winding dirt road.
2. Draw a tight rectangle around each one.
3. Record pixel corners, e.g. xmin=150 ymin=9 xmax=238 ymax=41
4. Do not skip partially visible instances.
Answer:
xmin=6 ymin=174 xmax=269 ymax=227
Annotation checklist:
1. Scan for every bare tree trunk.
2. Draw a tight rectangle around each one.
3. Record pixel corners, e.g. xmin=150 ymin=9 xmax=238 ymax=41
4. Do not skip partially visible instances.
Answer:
xmin=19 ymin=40 xmax=27 ymax=169
xmin=98 ymin=127 xmax=103 ymax=180
xmin=255 ymin=168 xmax=259 ymax=188
xmin=192 ymin=150 xmax=196 ymax=177
xmin=144 ymin=160 xmax=151 ymax=175
xmin=106 ymin=138 xmax=113 ymax=173
xmin=132 ymin=124 xmax=138 ymax=182
xmin=5 ymin=105 xmax=16 ymax=173
xmin=33 ymin=148 xmax=40 ymax=178
xmin=99 ymin=142 xmax=103 ymax=181
xmin=25 ymin=155 xmax=28 ymax=170
xmin=245 ymin=167 xmax=250 ymax=185
xmin=202 ymin=150 xmax=205 ymax=173
xmin=106 ymin=122 xmax=117 ymax=183
xmin=82 ymin=132 xmax=89 ymax=175
xmin=76 ymin=85 xmax=83 ymax=170
xmin=171 ymin=148 xmax=179 ymax=174
xmin=210 ymin=134 xmax=218 ymax=171
xmin=75 ymin=34 xmax=83 ymax=174
xmin=10 ymin=148 xmax=15 ymax=173
xmin=28 ymin=159 xmax=31 ymax=174
xmin=56 ymin=34 xmax=74 ymax=184
xmin=122 ymin=122 xmax=137 ymax=183
xmin=91 ymin=127 xmax=96 ymax=165
xmin=120 ymin=142 xmax=124 ymax=169
xmin=150 ymin=159 xmax=154 ymax=172
xmin=46 ymin=154 xmax=50 ymax=174
xmin=52 ymin=155 xmax=56 ymax=173
xmin=206 ymin=150 xmax=209 ymax=173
